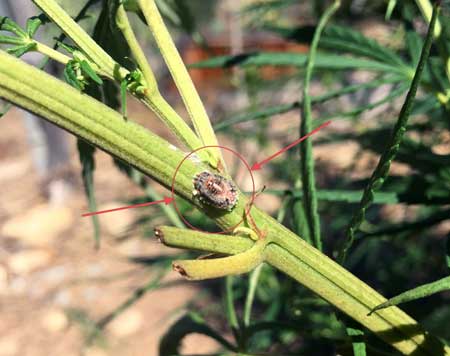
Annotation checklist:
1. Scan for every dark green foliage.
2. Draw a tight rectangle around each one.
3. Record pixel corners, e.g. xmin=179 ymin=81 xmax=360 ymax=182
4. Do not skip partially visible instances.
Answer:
xmin=0 ymin=16 xmax=27 ymax=37
xmin=346 ymin=327 xmax=367 ymax=356
xmin=266 ymin=23 xmax=404 ymax=66
xmin=338 ymin=3 xmax=441 ymax=264
xmin=79 ymin=60 xmax=103 ymax=85
xmin=70 ymin=0 xmax=131 ymax=249
xmin=155 ymin=0 xmax=196 ymax=36
xmin=267 ymin=189 xmax=399 ymax=204
xmin=159 ymin=312 xmax=237 ymax=355
xmin=0 ymin=14 xmax=48 ymax=57
xmin=60 ymin=43 xmax=103 ymax=90
xmin=180 ymin=0 xmax=450 ymax=353
xmin=190 ymin=51 xmax=408 ymax=74
xmin=214 ymin=76 xmax=403 ymax=131
xmin=77 ymin=139 xmax=100 ymax=249
xmin=93 ymin=0 xmax=130 ymax=67
xmin=446 ymin=235 xmax=450 ymax=270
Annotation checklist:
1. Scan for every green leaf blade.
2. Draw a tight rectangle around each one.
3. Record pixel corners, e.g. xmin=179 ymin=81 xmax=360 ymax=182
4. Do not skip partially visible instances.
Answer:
xmin=7 ymin=42 xmax=37 ymax=58
xmin=77 ymin=139 xmax=100 ymax=249
xmin=0 ymin=17 xmax=27 ymax=38
xmin=0 ymin=34 xmax=26 ymax=46
xmin=80 ymin=60 xmax=103 ymax=85
xmin=159 ymin=313 xmax=237 ymax=355
xmin=190 ymin=52 xmax=409 ymax=75
xmin=26 ymin=14 xmax=49 ymax=38
xmin=346 ymin=327 xmax=367 ymax=356
xmin=370 ymin=276 xmax=450 ymax=313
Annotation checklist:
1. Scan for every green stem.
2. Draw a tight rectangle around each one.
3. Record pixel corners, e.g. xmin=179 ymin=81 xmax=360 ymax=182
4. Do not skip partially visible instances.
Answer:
xmin=34 ymin=41 xmax=71 ymax=65
xmin=243 ymin=264 xmax=263 ymax=327
xmin=140 ymin=94 xmax=205 ymax=154
xmin=137 ymin=0 xmax=222 ymax=167
xmin=33 ymin=0 xmax=207 ymax=155
xmin=32 ymin=0 xmax=127 ymax=80
xmin=116 ymin=4 xmax=157 ymax=91
xmin=300 ymin=0 xmax=340 ymax=250
xmin=225 ymin=276 xmax=240 ymax=333
xmin=338 ymin=1 xmax=441 ymax=264
xmin=115 ymin=4 xmax=206 ymax=156
xmin=172 ymin=238 xmax=267 ymax=280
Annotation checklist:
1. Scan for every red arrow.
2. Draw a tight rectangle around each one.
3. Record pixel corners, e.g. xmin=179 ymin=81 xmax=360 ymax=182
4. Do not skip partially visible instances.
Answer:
xmin=82 ymin=196 xmax=174 ymax=217
xmin=251 ymin=120 xmax=331 ymax=171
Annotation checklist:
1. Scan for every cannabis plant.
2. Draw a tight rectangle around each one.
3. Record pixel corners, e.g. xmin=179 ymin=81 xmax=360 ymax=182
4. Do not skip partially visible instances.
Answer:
xmin=1 ymin=0 xmax=449 ymax=354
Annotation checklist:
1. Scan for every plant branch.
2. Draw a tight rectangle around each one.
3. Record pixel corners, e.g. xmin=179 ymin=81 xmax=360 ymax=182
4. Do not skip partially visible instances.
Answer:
xmin=34 ymin=41 xmax=71 ymax=65
xmin=172 ymin=238 xmax=267 ymax=280
xmin=32 ymin=0 xmax=127 ymax=80
xmin=243 ymin=263 xmax=263 ymax=327
xmin=116 ymin=4 xmax=157 ymax=91
xmin=137 ymin=0 xmax=222 ymax=167
xmin=300 ymin=0 xmax=340 ymax=250
xmin=115 ymin=4 xmax=206 ymax=156
xmin=415 ymin=0 xmax=442 ymax=38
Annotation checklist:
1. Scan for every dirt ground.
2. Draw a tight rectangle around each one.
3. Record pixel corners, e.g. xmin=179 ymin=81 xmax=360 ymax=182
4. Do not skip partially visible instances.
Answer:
xmin=0 ymin=103 xmax=225 ymax=356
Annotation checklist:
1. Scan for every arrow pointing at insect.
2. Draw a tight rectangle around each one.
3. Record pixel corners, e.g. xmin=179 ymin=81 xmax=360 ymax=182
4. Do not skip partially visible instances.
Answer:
xmin=81 ymin=196 xmax=174 ymax=217
xmin=251 ymin=120 xmax=332 ymax=171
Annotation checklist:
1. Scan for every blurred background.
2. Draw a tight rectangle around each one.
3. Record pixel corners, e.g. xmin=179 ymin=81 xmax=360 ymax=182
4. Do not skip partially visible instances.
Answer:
xmin=1 ymin=1 xmax=449 ymax=355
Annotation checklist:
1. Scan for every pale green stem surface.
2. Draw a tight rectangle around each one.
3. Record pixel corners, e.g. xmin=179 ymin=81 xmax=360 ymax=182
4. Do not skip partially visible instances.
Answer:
xmin=173 ymin=238 xmax=267 ymax=280
xmin=116 ymin=4 xmax=157 ymax=91
xmin=137 ymin=0 xmax=222 ymax=166
xmin=1 ymin=52 xmax=449 ymax=356
xmin=32 ymin=0 xmax=127 ymax=80
xmin=243 ymin=196 xmax=290 ymax=327
xmin=34 ymin=41 xmax=71 ymax=65
xmin=115 ymin=4 xmax=206 ymax=156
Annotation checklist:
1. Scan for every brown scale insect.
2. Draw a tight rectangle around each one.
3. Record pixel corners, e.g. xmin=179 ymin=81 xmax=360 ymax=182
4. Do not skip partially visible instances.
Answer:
xmin=193 ymin=171 xmax=238 ymax=210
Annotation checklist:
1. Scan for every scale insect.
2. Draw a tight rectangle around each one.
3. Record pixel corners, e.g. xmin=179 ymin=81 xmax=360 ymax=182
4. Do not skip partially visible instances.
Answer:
xmin=193 ymin=171 xmax=238 ymax=211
